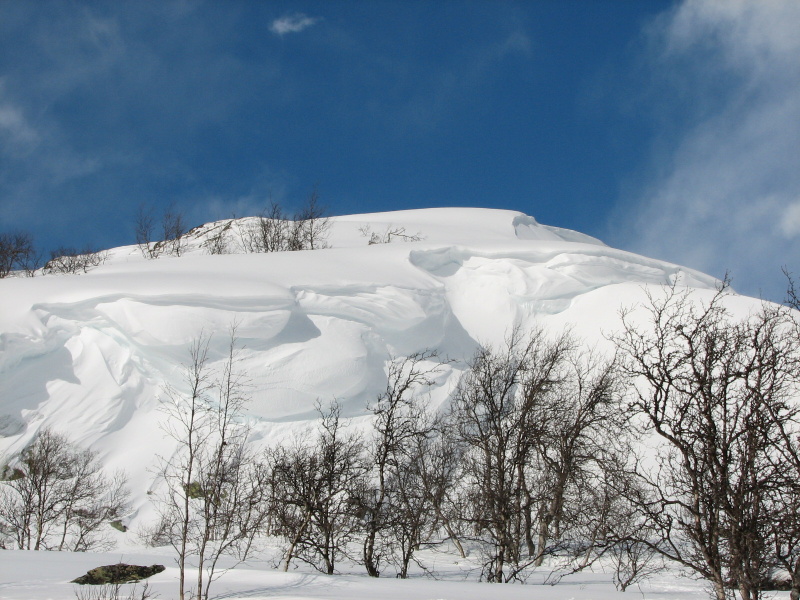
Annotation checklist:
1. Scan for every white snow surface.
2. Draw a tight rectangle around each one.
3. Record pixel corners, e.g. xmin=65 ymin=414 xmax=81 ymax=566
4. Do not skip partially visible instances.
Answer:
xmin=0 ymin=546 xmax=713 ymax=600
xmin=0 ymin=207 xmax=772 ymax=599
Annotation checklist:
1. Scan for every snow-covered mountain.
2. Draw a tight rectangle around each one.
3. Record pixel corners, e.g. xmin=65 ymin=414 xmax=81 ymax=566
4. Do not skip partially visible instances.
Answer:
xmin=0 ymin=207 xmax=732 ymax=529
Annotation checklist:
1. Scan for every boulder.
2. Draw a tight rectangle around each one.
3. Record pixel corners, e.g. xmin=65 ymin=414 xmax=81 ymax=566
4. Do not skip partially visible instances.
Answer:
xmin=71 ymin=564 xmax=165 ymax=585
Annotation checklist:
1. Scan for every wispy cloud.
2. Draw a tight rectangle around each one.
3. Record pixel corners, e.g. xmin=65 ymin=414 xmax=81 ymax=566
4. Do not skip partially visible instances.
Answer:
xmin=498 ymin=31 xmax=532 ymax=58
xmin=616 ymin=0 xmax=800 ymax=300
xmin=0 ymin=7 xmax=120 ymax=230
xmin=0 ymin=93 xmax=39 ymax=157
xmin=270 ymin=13 xmax=320 ymax=36
xmin=0 ymin=2 xmax=284 ymax=248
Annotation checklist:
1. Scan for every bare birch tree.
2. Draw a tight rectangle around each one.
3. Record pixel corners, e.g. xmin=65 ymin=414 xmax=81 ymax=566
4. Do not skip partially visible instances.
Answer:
xmin=153 ymin=327 xmax=267 ymax=600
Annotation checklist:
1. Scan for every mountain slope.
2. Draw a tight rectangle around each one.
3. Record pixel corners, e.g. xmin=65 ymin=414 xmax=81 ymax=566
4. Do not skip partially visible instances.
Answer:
xmin=0 ymin=207 xmax=726 ymax=528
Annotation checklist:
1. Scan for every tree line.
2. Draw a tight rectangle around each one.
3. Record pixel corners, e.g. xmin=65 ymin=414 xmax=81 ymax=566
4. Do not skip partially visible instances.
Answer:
xmin=2 ymin=282 xmax=800 ymax=600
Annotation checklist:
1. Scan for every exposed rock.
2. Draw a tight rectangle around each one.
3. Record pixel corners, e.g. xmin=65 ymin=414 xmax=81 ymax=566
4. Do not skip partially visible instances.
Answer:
xmin=71 ymin=564 xmax=165 ymax=585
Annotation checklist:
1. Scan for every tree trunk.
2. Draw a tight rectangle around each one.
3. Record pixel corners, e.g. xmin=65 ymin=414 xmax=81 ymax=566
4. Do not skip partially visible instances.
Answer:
xmin=790 ymin=559 xmax=800 ymax=600
xmin=493 ymin=548 xmax=505 ymax=583
xmin=534 ymin=517 xmax=549 ymax=567
xmin=283 ymin=509 xmax=312 ymax=571
xmin=711 ymin=576 xmax=727 ymax=600
xmin=364 ymin=528 xmax=380 ymax=577
xmin=443 ymin=521 xmax=466 ymax=559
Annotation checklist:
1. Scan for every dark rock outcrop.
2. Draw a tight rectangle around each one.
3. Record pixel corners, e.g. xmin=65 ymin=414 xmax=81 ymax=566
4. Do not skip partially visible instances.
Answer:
xmin=72 ymin=564 xmax=165 ymax=585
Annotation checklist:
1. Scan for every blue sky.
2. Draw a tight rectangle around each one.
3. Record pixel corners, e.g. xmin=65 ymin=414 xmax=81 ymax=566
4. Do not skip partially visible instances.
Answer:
xmin=1 ymin=1 xmax=798 ymax=300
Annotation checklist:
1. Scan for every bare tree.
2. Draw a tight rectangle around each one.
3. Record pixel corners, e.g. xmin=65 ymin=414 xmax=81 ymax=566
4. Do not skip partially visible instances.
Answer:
xmin=451 ymin=328 xmax=573 ymax=582
xmin=356 ymin=351 xmax=446 ymax=577
xmin=239 ymin=193 xmax=331 ymax=254
xmin=135 ymin=205 xmax=158 ymax=259
xmin=783 ymin=266 xmax=800 ymax=311
xmin=162 ymin=205 xmax=188 ymax=257
xmin=192 ymin=331 xmax=269 ymax=599
xmin=770 ymin=463 xmax=800 ymax=600
xmin=0 ymin=428 xmax=129 ymax=551
xmin=239 ymin=202 xmax=291 ymax=254
xmin=0 ymin=429 xmax=72 ymax=550
xmin=267 ymin=436 xmax=318 ymax=571
xmin=136 ymin=204 xmax=188 ymax=258
xmin=384 ymin=449 xmax=433 ymax=578
xmin=152 ymin=327 xmax=267 ymax=600
xmin=766 ymin=278 xmax=800 ymax=600
xmin=601 ymin=463 xmax=665 ymax=592
xmin=529 ymin=347 xmax=624 ymax=569
xmin=56 ymin=449 xmax=129 ymax=552
xmin=268 ymin=401 xmax=364 ymax=575
xmin=0 ymin=231 xmax=37 ymax=277
xmin=411 ymin=415 xmax=468 ymax=559
xmin=293 ymin=188 xmax=331 ymax=250
xmin=612 ymin=283 xmax=799 ymax=600
xmin=201 ymin=221 xmax=234 ymax=255
xmin=154 ymin=333 xmax=211 ymax=600
xmin=450 ymin=327 xmax=625 ymax=583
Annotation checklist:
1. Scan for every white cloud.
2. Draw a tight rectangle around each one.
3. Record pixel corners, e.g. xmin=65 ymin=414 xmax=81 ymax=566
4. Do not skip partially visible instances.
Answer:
xmin=0 ymin=89 xmax=39 ymax=157
xmin=780 ymin=201 xmax=800 ymax=238
xmin=270 ymin=13 xmax=320 ymax=36
xmin=618 ymin=0 xmax=800 ymax=300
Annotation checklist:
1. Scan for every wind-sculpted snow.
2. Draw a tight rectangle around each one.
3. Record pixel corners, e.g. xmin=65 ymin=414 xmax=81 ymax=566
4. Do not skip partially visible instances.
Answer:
xmin=0 ymin=207 xmax=724 ymax=531
xmin=511 ymin=213 xmax=606 ymax=245
xmin=408 ymin=239 xmax=717 ymax=342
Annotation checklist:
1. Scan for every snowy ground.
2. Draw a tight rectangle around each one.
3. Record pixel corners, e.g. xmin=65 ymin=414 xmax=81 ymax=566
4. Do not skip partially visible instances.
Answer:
xmin=0 ymin=545 xmax=738 ymax=600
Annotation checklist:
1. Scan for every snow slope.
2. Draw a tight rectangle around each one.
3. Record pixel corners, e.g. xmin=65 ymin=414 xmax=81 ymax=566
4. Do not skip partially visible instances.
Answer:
xmin=0 ymin=208 xmax=723 ymax=510
xmin=0 ymin=207 xmax=756 ymax=599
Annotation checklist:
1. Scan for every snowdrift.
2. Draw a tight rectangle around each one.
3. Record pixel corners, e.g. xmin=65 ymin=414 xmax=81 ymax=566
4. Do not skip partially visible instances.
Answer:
xmin=0 ymin=207 xmax=723 ymax=530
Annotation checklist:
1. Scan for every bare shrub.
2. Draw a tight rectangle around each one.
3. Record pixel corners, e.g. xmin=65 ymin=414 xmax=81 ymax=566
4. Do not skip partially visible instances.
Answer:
xmin=238 ymin=192 xmax=331 ymax=254
xmin=358 ymin=224 xmax=423 ymax=244
xmin=44 ymin=246 xmax=108 ymax=275
xmin=73 ymin=581 xmax=157 ymax=600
